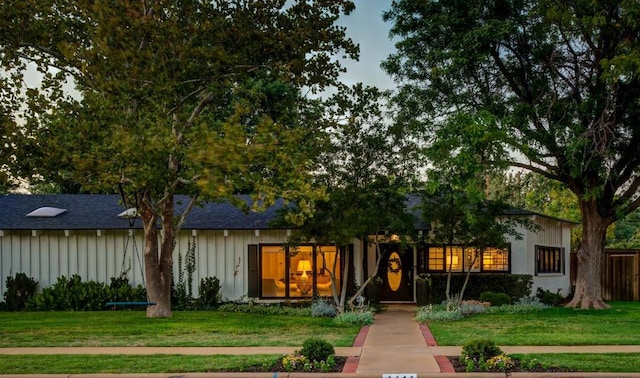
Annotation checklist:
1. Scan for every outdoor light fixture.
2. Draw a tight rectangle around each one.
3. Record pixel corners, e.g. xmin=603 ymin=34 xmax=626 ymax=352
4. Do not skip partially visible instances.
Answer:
xmin=297 ymin=260 xmax=312 ymax=283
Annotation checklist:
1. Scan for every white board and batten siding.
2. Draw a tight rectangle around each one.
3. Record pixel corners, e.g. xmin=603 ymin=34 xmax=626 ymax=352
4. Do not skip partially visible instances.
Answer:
xmin=509 ymin=215 xmax=572 ymax=296
xmin=0 ymin=228 xmax=289 ymax=300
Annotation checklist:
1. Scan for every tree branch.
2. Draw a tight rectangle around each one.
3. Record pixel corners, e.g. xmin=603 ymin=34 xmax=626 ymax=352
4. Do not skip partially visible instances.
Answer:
xmin=175 ymin=195 xmax=198 ymax=232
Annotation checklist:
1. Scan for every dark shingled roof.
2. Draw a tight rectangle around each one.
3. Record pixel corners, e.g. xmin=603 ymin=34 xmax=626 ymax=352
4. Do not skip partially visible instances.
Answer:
xmin=0 ymin=194 xmax=283 ymax=230
xmin=0 ymin=194 xmax=574 ymax=231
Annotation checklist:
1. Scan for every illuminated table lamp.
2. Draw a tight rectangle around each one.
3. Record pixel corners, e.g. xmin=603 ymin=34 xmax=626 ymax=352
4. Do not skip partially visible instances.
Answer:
xmin=297 ymin=260 xmax=312 ymax=283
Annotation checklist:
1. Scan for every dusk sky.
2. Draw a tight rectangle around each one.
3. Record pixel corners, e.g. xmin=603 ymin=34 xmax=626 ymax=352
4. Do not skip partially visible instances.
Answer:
xmin=338 ymin=0 xmax=397 ymax=90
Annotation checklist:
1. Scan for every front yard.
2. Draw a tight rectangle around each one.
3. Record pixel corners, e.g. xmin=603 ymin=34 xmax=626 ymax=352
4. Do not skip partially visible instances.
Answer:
xmin=428 ymin=301 xmax=640 ymax=346
xmin=1 ymin=302 xmax=640 ymax=374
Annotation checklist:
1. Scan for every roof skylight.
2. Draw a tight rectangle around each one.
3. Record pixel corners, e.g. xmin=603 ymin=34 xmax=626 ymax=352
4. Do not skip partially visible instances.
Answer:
xmin=117 ymin=208 xmax=139 ymax=218
xmin=26 ymin=207 xmax=67 ymax=218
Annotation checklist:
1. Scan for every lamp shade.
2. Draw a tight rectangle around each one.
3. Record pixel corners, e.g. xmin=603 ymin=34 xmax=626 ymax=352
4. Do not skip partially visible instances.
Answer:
xmin=297 ymin=260 xmax=312 ymax=272
xmin=297 ymin=259 xmax=312 ymax=283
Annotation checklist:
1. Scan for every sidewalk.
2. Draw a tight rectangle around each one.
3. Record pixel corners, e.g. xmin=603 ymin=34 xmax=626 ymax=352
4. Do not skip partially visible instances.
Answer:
xmin=3 ymin=305 xmax=640 ymax=377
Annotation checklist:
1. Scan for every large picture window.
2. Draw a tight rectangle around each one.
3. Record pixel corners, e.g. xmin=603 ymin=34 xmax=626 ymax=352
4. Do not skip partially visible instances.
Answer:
xmin=260 ymin=244 xmax=341 ymax=298
xmin=425 ymin=245 xmax=510 ymax=273
xmin=535 ymin=245 xmax=564 ymax=274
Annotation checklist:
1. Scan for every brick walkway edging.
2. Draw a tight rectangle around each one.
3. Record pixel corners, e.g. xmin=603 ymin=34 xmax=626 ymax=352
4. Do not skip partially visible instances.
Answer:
xmin=341 ymin=322 xmax=456 ymax=374
xmin=421 ymin=324 xmax=456 ymax=373
xmin=342 ymin=325 xmax=369 ymax=373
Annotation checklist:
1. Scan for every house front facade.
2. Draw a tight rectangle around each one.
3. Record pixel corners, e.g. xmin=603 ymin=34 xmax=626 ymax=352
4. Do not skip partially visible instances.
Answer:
xmin=0 ymin=194 xmax=575 ymax=303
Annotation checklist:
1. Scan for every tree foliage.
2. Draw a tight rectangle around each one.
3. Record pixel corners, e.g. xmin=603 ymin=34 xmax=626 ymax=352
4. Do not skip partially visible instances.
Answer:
xmin=500 ymin=172 xmax=582 ymax=246
xmin=0 ymin=0 xmax=358 ymax=317
xmin=421 ymin=112 xmax=532 ymax=302
xmin=284 ymin=84 xmax=420 ymax=311
xmin=384 ymin=0 xmax=640 ymax=309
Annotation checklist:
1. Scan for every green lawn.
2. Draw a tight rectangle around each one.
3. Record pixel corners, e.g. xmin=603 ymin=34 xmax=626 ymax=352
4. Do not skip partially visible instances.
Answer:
xmin=0 ymin=354 xmax=279 ymax=374
xmin=2 ymin=303 xmax=640 ymax=374
xmin=0 ymin=310 xmax=360 ymax=347
xmin=513 ymin=353 xmax=640 ymax=373
xmin=427 ymin=301 xmax=640 ymax=346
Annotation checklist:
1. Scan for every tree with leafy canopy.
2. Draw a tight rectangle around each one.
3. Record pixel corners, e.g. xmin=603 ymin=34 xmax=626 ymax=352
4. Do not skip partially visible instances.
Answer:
xmin=0 ymin=0 xmax=358 ymax=317
xmin=283 ymin=84 xmax=419 ymax=312
xmin=1 ymin=91 xmax=19 ymax=193
xmin=421 ymin=112 xmax=531 ymax=304
xmin=605 ymin=210 xmax=640 ymax=249
xmin=383 ymin=0 xmax=640 ymax=309
xmin=499 ymin=172 xmax=582 ymax=246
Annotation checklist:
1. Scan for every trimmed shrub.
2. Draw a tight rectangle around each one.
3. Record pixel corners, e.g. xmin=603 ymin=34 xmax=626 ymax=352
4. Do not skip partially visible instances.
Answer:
xmin=2 ymin=273 xmax=38 ymax=311
xmin=479 ymin=291 xmax=512 ymax=306
xmin=536 ymin=288 xmax=567 ymax=306
xmin=461 ymin=338 xmax=503 ymax=362
xmin=426 ymin=273 xmax=532 ymax=303
xmin=300 ymin=338 xmax=334 ymax=363
xmin=198 ymin=276 xmax=221 ymax=309
xmin=29 ymin=275 xmax=146 ymax=311
xmin=30 ymin=275 xmax=109 ymax=311
xmin=108 ymin=276 xmax=147 ymax=303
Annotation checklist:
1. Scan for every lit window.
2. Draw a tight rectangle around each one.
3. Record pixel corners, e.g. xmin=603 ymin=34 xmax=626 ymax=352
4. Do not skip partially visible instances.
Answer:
xmin=428 ymin=246 xmax=444 ymax=270
xmin=447 ymin=246 xmax=464 ymax=272
xmin=425 ymin=244 xmax=510 ymax=273
xmin=26 ymin=207 xmax=67 ymax=217
xmin=482 ymin=247 xmax=509 ymax=271
xmin=259 ymin=244 xmax=341 ymax=299
xmin=536 ymin=245 xmax=564 ymax=274
xmin=464 ymin=247 xmax=481 ymax=271
xmin=260 ymin=245 xmax=287 ymax=298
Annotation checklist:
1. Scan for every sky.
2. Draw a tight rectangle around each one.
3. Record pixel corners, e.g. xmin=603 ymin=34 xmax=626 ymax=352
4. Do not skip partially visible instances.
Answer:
xmin=338 ymin=1 xmax=397 ymax=90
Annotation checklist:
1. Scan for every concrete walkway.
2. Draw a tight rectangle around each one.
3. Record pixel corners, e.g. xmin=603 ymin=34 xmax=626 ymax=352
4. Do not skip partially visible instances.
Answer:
xmin=3 ymin=305 xmax=640 ymax=377
xmin=356 ymin=309 xmax=441 ymax=375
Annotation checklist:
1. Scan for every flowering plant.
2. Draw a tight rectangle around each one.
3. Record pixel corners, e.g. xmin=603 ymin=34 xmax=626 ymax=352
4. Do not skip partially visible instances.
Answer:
xmin=281 ymin=353 xmax=308 ymax=372
xmin=485 ymin=354 xmax=514 ymax=372
xmin=281 ymin=352 xmax=336 ymax=372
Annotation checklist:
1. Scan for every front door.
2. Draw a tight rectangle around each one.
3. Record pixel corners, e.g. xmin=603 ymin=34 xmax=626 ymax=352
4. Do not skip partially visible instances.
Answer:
xmin=377 ymin=243 xmax=414 ymax=302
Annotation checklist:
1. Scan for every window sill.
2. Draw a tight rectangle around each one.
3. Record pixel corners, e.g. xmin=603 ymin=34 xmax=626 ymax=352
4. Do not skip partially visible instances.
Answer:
xmin=536 ymin=272 xmax=564 ymax=277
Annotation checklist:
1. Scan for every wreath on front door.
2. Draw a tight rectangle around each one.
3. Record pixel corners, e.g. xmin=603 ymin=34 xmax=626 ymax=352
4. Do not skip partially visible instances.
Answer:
xmin=387 ymin=256 xmax=402 ymax=274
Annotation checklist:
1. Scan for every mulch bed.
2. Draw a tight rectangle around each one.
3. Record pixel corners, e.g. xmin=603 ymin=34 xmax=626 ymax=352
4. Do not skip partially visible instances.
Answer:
xmin=240 ymin=356 xmax=348 ymax=373
xmin=448 ymin=356 xmax=577 ymax=373
xmin=224 ymin=355 xmax=580 ymax=374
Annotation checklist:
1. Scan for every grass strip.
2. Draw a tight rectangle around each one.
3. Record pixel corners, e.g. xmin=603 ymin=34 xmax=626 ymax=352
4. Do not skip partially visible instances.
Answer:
xmin=4 ymin=353 xmax=640 ymax=374
xmin=512 ymin=353 xmax=640 ymax=373
xmin=428 ymin=302 xmax=640 ymax=345
xmin=0 ymin=311 xmax=360 ymax=347
xmin=0 ymin=354 xmax=280 ymax=374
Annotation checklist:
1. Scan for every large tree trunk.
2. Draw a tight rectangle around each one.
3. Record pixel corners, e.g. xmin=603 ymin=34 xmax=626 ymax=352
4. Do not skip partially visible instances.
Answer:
xmin=140 ymin=194 xmax=174 ymax=318
xmin=566 ymin=200 xmax=610 ymax=310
